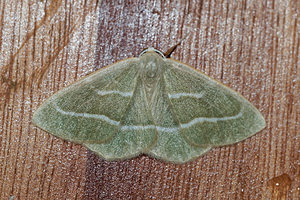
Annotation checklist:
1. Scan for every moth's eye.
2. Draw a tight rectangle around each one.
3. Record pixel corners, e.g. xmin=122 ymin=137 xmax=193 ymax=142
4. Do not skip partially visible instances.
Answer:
xmin=145 ymin=62 xmax=158 ymax=78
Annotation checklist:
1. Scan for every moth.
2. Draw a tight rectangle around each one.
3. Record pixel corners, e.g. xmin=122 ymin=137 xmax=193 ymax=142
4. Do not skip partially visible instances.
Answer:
xmin=32 ymin=47 xmax=266 ymax=163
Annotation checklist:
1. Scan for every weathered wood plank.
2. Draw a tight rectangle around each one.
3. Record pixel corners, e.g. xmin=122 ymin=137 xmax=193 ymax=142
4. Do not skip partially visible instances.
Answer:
xmin=0 ymin=0 xmax=298 ymax=199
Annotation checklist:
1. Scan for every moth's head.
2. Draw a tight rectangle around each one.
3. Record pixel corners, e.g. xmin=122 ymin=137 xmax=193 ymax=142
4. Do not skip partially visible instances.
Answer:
xmin=139 ymin=48 xmax=166 ymax=59
xmin=139 ymin=47 xmax=166 ymax=65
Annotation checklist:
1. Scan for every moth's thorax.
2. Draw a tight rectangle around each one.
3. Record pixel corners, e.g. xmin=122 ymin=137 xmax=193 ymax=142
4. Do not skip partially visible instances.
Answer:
xmin=139 ymin=52 xmax=166 ymax=104
xmin=139 ymin=52 xmax=165 ymax=79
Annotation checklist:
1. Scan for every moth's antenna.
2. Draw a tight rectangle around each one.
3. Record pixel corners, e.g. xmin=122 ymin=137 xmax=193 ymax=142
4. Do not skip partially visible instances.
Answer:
xmin=164 ymin=33 xmax=191 ymax=58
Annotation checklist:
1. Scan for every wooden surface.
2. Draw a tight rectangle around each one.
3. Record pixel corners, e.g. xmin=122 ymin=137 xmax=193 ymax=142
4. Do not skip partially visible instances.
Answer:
xmin=0 ymin=0 xmax=299 ymax=199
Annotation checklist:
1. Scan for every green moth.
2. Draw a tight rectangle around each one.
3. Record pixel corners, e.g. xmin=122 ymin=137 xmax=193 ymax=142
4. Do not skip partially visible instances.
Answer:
xmin=32 ymin=47 xmax=266 ymax=163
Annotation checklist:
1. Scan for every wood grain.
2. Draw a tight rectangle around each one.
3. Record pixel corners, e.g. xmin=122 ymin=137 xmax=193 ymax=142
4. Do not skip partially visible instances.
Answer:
xmin=0 ymin=0 xmax=298 ymax=199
